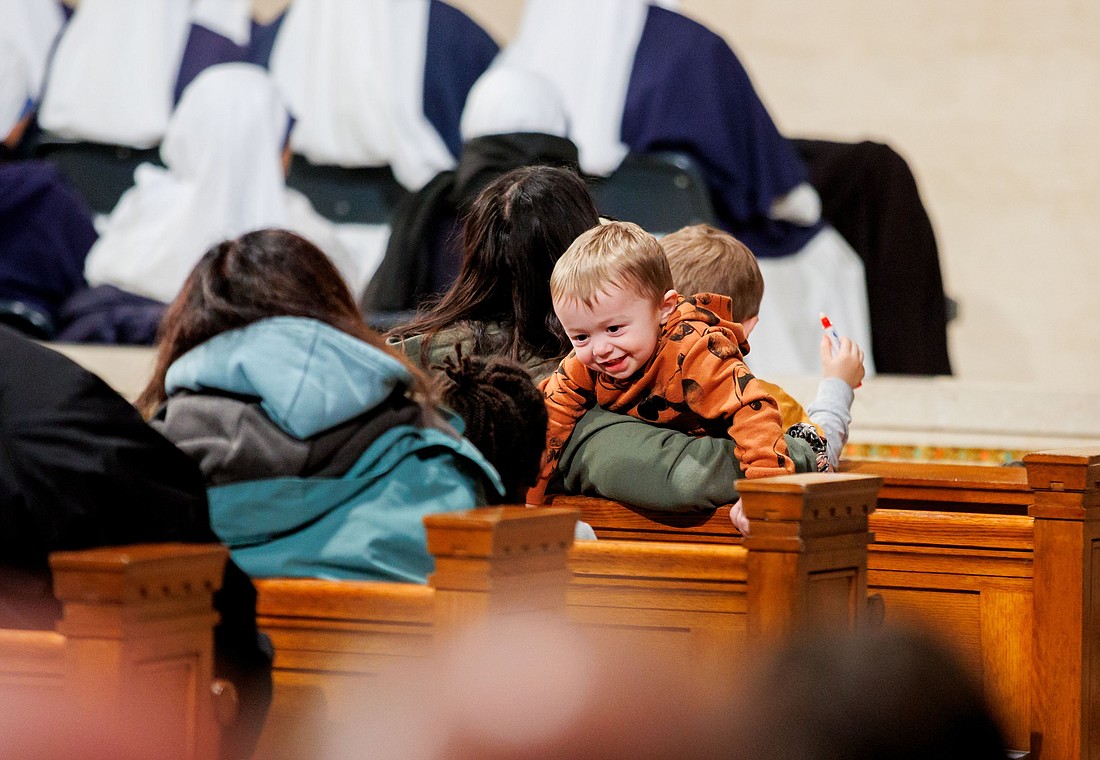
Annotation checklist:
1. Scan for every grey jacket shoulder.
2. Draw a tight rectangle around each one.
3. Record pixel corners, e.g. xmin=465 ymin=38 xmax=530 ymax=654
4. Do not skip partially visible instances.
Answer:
xmin=153 ymin=394 xmax=311 ymax=486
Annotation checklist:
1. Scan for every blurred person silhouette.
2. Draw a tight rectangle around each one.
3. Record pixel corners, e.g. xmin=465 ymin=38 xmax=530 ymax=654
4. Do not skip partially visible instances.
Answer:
xmin=496 ymin=0 xmax=874 ymax=377
xmin=729 ymin=625 xmax=1010 ymax=760
xmin=322 ymin=620 xmax=1008 ymax=760
xmin=363 ymin=65 xmax=579 ymax=316
xmin=0 ymin=38 xmax=96 ymax=338
xmin=60 ymin=63 xmax=359 ymax=344
xmin=0 ymin=324 xmax=273 ymax=760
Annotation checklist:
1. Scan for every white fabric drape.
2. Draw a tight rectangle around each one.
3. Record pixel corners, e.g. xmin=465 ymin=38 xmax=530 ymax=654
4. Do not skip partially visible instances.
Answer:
xmin=0 ymin=43 xmax=30 ymax=137
xmin=751 ymin=227 xmax=876 ymax=377
xmin=269 ymin=0 xmax=453 ymax=191
xmin=37 ymin=0 xmax=253 ymax=147
xmin=84 ymin=63 xmax=358 ymax=304
xmin=497 ymin=0 xmax=654 ymax=176
xmin=2 ymin=0 xmax=65 ymax=100
xmin=38 ymin=0 xmax=192 ymax=147
xmin=459 ymin=65 xmax=568 ymax=142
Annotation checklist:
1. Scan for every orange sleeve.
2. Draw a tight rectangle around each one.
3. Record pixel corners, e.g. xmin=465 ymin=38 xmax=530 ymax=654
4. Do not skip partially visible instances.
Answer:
xmin=527 ymin=356 xmax=596 ymax=504
xmin=676 ymin=330 xmax=794 ymax=479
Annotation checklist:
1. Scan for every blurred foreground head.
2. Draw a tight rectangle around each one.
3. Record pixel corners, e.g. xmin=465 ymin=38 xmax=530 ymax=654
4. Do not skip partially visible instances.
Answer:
xmin=322 ymin=621 xmax=1006 ymax=760
xmin=730 ymin=625 xmax=1009 ymax=760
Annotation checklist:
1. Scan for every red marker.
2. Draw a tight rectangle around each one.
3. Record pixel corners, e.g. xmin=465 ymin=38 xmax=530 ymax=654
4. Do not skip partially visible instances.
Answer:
xmin=820 ymin=312 xmax=842 ymax=353
xmin=820 ymin=312 xmax=861 ymax=387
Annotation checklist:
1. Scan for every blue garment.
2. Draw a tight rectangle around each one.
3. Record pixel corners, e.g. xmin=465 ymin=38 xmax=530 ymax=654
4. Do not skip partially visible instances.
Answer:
xmin=55 ymin=283 xmax=165 ymax=344
xmin=0 ymin=161 xmax=96 ymax=333
xmin=174 ymin=24 xmax=251 ymax=104
xmin=422 ymin=0 xmax=500 ymax=159
xmin=623 ymin=6 xmax=819 ymax=257
xmin=161 ymin=317 xmax=504 ymax=583
xmin=173 ymin=12 xmax=288 ymax=103
xmin=246 ymin=14 xmax=286 ymax=69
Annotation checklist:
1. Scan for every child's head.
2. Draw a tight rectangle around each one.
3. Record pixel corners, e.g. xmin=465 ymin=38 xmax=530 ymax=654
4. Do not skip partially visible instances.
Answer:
xmin=435 ymin=350 xmax=548 ymax=504
xmin=661 ymin=224 xmax=764 ymax=326
xmin=550 ymin=221 xmax=677 ymax=379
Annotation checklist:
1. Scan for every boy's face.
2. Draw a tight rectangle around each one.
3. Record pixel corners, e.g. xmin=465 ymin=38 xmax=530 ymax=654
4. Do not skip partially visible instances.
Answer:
xmin=555 ymin=284 xmax=678 ymax=380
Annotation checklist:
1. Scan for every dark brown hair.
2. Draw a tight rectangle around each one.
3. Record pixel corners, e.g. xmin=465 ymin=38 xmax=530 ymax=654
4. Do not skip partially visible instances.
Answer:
xmin=136 ymin=228 xmax=433 ymax=417
xmin=434 ymin=350 xmax=547 ymax=503
xmin=390 ymin=165 xmax=599 ymax=365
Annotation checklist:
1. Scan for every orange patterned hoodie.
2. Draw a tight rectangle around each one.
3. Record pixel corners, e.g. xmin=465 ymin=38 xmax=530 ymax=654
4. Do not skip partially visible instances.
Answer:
xmin=529 ymin=293 xmax=793 ymax=503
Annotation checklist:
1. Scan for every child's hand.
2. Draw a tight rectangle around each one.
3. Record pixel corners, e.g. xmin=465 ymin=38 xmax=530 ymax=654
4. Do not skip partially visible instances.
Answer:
xmin=820 ymin=334 xmax=865 ymax=389
xmin=730 ymin=499 xmax=750 ymax=536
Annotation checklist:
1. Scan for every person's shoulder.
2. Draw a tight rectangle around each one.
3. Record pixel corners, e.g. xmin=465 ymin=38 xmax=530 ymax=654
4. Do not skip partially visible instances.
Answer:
xmin=642 ymin=5 xmax=731 ymax=59
xmin=390 ymin=324 xmax=474 ymax=370
xmin=0 ymin=327 xmax=120 ymax=410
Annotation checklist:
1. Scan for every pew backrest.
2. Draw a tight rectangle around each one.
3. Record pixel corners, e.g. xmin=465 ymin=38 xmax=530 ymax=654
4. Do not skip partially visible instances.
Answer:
xmin=0 ymin=543 xmax=228 ymax=760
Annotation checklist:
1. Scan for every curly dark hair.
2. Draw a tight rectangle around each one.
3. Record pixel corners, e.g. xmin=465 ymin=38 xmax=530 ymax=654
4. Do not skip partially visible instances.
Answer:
xmin=434 ymin=348 xmax=547 ymax=503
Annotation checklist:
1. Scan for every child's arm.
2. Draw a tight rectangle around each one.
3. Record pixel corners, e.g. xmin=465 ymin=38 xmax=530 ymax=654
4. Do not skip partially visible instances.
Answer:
xmin=810 ymin=334 xmax=863 ymax=469
xmin=527 ymin=357 xmax=597 ymax=504
xmin=678 ymin=332 xmax=794 ymax=479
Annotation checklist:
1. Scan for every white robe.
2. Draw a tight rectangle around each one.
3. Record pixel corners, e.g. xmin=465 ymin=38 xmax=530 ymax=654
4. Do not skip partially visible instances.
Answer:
xmin=83 ymin=63 xmax=360 ymax=303
xmin=268 ymin=0 xmax=454 ymax=191
xmin=37 ymin=0 xmax=252 ymax=147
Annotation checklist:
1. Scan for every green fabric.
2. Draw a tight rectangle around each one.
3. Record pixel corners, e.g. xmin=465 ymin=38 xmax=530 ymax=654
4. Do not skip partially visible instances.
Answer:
xmin=555 ymin=405 xmax=817 ymax=512
xmin=389 ymin=323 xmax=560 ymax=382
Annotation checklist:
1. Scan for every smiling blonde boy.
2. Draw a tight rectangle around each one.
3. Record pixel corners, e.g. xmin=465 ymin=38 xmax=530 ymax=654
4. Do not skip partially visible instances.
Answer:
xmin=527 ymin=221 xmax=793 ymax=505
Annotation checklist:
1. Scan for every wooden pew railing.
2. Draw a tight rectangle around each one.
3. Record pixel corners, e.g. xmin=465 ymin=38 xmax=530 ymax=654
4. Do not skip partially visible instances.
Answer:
xmin=0 ymin=477 xmax=881 ymax=760
xmin=255 ymin=474 xmax=878 ymax=757
xmin=567 ymin=472 xmax=879 ymax=680
xmin=252 ymin=506 xmax=579 ymax=759
xmin=0 ymin=543 xmax=229 ymax=760
xmin=553 ymin=447 xmax=1100 ymax=760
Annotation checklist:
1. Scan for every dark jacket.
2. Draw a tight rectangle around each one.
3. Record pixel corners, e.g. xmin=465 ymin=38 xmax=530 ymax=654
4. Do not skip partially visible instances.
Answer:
xmin=0 ymin=326 xmax=271 ymax=759
xmin=363 ymin=132 xmax=579 ymax=313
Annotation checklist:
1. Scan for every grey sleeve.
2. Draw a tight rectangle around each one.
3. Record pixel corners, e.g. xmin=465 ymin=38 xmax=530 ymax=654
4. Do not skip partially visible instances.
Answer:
xmin=806 ymin=377 xmax=855 ymax=470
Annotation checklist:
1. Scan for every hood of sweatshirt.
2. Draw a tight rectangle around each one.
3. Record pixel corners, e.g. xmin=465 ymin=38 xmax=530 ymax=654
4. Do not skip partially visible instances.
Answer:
xmin=165 ymin=316 xmax=413 ymax=440
xmin=664 ymin=293 xmax=751 ymax=356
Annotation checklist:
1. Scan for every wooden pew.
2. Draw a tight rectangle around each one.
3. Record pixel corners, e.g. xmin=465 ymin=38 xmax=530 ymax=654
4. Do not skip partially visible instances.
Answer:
xmin=567 ymin=472 xmax=879 ymax=681
xmin=252 ymin=475 xmax=879 ymax=757
xmin=0 ymin=476 xmax=879 ymax=759
xmin=0 ymin=543 xmax=229 ymax=760
xmin=553 ymin=447 xmax=1100 ymax=760
xmin=251 ymin=506 xmax=579 ymax=760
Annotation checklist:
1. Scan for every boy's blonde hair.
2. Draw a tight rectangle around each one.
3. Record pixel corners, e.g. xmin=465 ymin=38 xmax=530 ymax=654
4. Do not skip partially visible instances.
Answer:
xmin=550 ymin=221 xmax=673 ymax=306
xmin=661 ymin=224 xmax=763 ymax=324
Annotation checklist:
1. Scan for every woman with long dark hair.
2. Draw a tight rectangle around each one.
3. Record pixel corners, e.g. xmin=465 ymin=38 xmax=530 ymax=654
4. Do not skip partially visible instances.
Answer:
xmin=389 ymin=164 xmax=600 ymax=381
xmin=138 ymin=228 xmax=505 ymax=583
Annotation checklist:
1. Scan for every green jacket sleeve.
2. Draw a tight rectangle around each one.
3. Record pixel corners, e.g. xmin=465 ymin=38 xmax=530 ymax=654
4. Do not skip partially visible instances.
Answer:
xmin=555 ymin=405 xmax=818 ymax=512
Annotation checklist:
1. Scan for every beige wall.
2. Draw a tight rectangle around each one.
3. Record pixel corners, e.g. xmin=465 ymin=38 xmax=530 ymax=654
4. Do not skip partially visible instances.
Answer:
xmin=453 ymin=0 xmax=1100 ymax=390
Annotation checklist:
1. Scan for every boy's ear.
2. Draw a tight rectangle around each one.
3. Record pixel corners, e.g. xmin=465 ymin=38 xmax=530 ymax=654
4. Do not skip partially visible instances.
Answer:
xmin=741 ymin=315 xmax=760 ymax=338
xmin=658 ymin=290 xmax=679 ymax=322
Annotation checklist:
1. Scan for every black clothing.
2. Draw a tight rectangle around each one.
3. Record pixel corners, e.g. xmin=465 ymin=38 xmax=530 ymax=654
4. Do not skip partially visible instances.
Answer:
xmin=0 ymin=326 xmax=271 ymax=759
xmin=363 ymin=132 xmax=580 ymax=314
xmin=795 ymin=139 xmax=953 ymax=376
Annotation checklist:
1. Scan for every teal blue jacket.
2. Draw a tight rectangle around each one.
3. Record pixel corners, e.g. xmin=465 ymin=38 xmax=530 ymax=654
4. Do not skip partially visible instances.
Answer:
xmin=157 ymin=317 xmax=503 ymax=583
